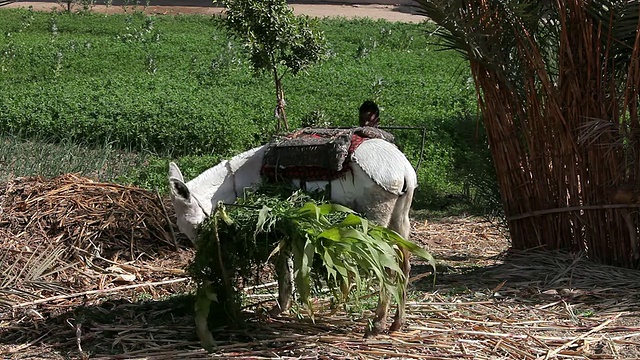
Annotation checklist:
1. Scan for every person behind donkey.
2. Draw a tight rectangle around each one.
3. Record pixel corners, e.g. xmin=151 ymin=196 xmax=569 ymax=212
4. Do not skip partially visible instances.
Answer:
xmin=359 ymin=100 xmax=380 ymax=127
xmin=357 ymin=100 xmax=394 ymax=143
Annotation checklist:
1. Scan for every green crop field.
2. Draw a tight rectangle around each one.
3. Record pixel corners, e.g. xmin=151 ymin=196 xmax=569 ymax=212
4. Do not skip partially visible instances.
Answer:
xmin=0 ymin=8 xmax=493 ymax=212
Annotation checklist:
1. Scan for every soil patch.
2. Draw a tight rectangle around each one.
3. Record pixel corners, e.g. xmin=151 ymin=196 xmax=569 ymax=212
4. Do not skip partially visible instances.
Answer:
xmin=5 ymin=0 xmax=427 ymax=22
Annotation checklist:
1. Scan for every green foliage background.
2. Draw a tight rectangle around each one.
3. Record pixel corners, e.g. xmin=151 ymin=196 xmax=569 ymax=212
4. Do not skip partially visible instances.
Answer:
xmin=0 ymin=9 xmax=494 ymax=211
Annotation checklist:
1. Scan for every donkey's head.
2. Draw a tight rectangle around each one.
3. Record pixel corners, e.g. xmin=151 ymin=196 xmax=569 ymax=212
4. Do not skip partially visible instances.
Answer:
xmin=168 ymin=162 xmax=207 ymax=244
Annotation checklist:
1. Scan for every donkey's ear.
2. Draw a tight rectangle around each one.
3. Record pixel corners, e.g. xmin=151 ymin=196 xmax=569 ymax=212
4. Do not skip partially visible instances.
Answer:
xmin=168 ymin=162 xmax=184 ymax=182
xmin=169 ymin=177 xmax=191 ymax=201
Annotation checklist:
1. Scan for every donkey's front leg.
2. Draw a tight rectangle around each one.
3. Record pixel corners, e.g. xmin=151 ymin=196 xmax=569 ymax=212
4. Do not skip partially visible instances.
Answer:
xmin=269 ymin=250 xmax=294 ymax=316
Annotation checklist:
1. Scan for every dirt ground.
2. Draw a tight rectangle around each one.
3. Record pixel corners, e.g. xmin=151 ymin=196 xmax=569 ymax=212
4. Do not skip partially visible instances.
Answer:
xmin=5 ymin=0 xmax=427 ymax=22
xmin=3 ymin=208 xmax=640 ymax=359
xmin=1 ymin=172 xmax=639 ymax=359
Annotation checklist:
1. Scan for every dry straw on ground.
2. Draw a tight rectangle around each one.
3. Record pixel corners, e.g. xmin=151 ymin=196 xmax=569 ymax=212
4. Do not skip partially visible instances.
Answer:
xmin=1 ymin=176 xmax=640 ymax=359
xmin=0 ymin=174 xmax=194 ymax=307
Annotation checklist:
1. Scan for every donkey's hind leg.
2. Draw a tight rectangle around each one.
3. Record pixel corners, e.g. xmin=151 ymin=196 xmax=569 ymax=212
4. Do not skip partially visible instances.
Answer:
xmin=389 ymin=246 xmax=410 ymax=331
xmin=387 ymin=187 xmax=414 ymax=332
xmin=359 ymin=189 xmax=398 ymax=336
xmin=269 ymin=250 xmax=294 ymax=316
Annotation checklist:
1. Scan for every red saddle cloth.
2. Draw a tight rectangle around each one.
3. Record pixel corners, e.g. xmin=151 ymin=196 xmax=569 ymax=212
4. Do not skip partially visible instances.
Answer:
xmin=260 ymin=127 xmax=393 ymax=182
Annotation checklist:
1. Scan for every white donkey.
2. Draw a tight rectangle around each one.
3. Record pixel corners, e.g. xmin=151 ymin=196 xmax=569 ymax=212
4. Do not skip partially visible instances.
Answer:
xmin=168 ymin=138 xmax=417 ymax=335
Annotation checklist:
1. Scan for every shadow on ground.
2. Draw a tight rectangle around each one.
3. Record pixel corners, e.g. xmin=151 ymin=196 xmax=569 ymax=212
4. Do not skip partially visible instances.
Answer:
xmin=0 ymin=292 xmax=360 ymax=359
xmin=412 ymin=248 xmax=640 ymax=315
xmin=1 ymin=295 xmax=197 ymax=359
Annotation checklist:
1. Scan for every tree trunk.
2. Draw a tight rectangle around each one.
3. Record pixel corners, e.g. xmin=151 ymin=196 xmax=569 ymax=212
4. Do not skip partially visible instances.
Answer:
xmin=273 ymin=68 xmax=289 ymax=132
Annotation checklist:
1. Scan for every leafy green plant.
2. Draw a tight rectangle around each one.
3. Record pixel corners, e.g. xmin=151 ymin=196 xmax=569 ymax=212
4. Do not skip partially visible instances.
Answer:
xmin=284 ymin=201 xmax=433 ymax=310
xmin=220 ymin=0 xmax=327 ymax=131
xmin=300 ymin=109 xmax=331 ymax=128
xmin=188 ymin=185 xmax=435 ymax=349
xmin=117 ymin=15 xmax=159 ymax=44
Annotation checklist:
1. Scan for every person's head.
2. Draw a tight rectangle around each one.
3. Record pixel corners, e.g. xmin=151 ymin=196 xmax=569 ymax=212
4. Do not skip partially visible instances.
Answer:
xmin=359 ymin=100 xmax=380 ymax=127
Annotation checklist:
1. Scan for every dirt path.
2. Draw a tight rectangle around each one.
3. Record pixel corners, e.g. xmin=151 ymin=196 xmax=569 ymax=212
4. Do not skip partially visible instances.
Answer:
xmin=5 ymin=0 xmax=427 ymax=22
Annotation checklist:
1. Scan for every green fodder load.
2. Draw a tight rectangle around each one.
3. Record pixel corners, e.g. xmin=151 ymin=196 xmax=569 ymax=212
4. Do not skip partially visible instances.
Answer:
xmin=188 ymin=185 xmax=434 ymax=327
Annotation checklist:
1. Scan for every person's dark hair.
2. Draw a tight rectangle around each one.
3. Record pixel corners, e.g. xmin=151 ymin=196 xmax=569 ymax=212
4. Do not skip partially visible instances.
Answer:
xmin=359 ymin=100 xmax=380 ymax=127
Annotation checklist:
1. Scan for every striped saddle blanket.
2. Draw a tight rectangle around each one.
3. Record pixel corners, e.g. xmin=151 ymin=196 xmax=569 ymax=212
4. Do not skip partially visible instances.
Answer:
xmin=261 ymin=127 xmax=394 ymax=182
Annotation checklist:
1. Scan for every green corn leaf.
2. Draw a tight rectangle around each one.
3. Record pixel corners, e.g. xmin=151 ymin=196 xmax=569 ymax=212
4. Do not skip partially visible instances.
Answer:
xmin=332 ymin=260 xmax=350 ymax=282
xmin=317 ymin=202 xmax=355 ymax=215
xmin=336 ymin=227 xmax=368 ymax=242
xmin=337 ymin=213 xmax=368 ymax=229
xmin=218 ymin=204 xmax=234 ymax=226
xmin=297 ymin=202 xmax=321 ymax=220
xmin=255 ymin=205 xmax=271 ymax=236
xmin=370 ymin=225 xmax=437 ymax=270
xmin=293 ymin=236 xmax=316 ymax=305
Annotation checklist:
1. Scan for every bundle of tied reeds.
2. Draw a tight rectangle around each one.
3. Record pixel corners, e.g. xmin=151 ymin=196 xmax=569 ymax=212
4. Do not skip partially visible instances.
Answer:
xmin=419 ymin=0 xmax=640 ymax=267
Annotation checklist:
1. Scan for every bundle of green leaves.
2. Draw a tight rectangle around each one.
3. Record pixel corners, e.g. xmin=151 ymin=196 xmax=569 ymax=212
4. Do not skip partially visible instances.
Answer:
xmin=188 ymin=184 xmax=434 ymax=325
